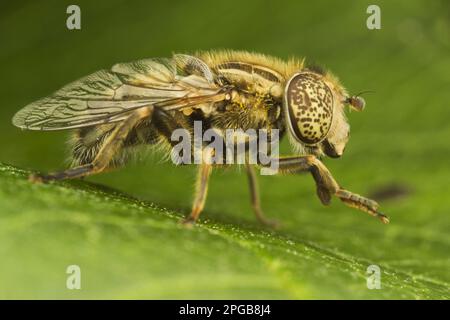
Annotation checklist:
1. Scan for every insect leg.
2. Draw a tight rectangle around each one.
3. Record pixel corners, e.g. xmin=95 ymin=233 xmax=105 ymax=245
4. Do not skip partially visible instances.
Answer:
xmin=245 ymin=163 xmax=279 ymax=227
xmin=182 ymin=162 xmax=213 ymax=225
xmin=140 ymin=108 xmax=213 ymax=225
xmin=260 ymin=155 xmax=389 ymax=223
xmin=139 ymin=108 xmax=212 ymax=225
xmin=30 ymin=106 xmax=153 ymax=183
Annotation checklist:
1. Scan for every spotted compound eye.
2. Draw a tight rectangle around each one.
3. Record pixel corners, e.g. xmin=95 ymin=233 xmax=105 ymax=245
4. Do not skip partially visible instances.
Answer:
xmin=284 ymin=72 xmax=334 ymax=145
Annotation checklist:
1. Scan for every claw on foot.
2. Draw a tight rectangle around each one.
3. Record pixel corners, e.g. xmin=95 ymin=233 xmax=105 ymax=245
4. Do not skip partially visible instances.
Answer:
xmin=180 ymin=216 xmax=196 ymax=228
xmin=336 ymin=189 xmax=390 ymax=224
xmin=258 ymin=217 xmax=281 ymax=229
xmin=252 ymin=206 xmax=281 ymax=228
xmin=378 ymin=214 xmax=390 ymax=224
xmin=28 ymin=173 xmax=46 ymax=184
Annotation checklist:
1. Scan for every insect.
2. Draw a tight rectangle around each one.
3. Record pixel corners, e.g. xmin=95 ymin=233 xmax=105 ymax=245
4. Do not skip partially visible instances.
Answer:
xmin=12 ymin=50 xmax=389 ymax=226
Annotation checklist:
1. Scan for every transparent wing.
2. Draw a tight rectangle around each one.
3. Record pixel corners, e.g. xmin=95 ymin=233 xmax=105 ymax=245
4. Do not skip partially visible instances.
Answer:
xmin=12 ymin=56 xmax=220 ymax=130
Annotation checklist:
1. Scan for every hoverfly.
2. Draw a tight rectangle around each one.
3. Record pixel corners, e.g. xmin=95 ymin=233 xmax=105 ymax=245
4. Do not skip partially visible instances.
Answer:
xmin=12 ymin=50 xmax=389 ymax=226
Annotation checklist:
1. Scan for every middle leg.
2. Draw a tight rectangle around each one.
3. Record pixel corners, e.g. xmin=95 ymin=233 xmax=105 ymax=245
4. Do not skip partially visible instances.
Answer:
xmin=245 ymin=163 xmax=279 ymax=227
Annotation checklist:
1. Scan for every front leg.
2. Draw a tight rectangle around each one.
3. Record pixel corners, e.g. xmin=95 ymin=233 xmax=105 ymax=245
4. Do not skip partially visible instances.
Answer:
xmin=268 ymin=155 xmax=389 ymax=224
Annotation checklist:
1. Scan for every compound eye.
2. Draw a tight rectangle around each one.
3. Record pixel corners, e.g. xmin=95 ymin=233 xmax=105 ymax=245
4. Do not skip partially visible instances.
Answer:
xmin=284 ymin=72 xmax=334 ymax=145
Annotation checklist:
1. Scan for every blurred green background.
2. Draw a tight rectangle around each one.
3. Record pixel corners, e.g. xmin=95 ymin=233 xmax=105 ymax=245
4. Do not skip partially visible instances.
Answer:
xmin=0 ymin=0 xmax=449 ymax=299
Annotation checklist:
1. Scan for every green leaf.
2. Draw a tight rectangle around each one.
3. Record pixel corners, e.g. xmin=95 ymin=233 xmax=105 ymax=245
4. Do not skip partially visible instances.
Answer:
xmin=0 ymin=163 xmax=448 ymax=299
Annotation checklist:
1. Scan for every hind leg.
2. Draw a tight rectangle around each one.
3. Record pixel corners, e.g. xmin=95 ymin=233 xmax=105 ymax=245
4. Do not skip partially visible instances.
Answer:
xmin=30 ymin=106 xmax=153 ymax=183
